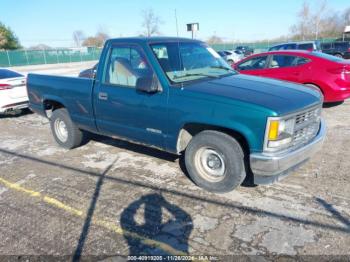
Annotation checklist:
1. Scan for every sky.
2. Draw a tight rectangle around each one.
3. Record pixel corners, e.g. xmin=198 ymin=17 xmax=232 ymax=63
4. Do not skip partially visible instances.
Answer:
xmin=1 ymin=0 xmax=349 ymax=47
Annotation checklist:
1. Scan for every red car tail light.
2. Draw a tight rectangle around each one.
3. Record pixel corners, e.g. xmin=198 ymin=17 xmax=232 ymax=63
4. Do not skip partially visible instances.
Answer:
xmin=0 ymin=84 xmax=13 ymax=90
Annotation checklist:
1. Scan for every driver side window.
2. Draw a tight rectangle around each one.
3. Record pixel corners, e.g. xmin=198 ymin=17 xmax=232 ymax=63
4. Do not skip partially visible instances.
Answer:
xmin=105 ymin=46 xmax=152 ymax=88
xmin=238 ymin=56 xmax=268 ymax=70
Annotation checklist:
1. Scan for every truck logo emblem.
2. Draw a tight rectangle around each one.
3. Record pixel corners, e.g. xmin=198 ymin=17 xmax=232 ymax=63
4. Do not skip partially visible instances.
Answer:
xmin=146 ymin=128 xmax=162 ymax=134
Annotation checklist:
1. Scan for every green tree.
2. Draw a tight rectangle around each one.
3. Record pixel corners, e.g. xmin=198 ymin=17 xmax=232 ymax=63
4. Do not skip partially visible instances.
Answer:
xmin=0 ymin=22 xmax=21 ymax=50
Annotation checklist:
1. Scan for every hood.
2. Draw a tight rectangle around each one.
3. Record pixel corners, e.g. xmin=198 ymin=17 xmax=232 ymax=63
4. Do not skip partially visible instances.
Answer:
xmin=184 ymin=74 xmax=322 ymax=115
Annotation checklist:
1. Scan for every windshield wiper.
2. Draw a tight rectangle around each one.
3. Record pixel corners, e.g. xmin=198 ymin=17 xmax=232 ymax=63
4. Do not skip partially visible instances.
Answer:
xmin=209 ymin=65 xmax=234 ymax=71
xmin=173 ymin=73 xmax=219 ymax=80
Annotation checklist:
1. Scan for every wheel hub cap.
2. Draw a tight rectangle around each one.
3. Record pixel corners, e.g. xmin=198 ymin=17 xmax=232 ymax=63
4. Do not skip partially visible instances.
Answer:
xmin=195 ymin=148 xmax=226 ymax=182
xmin=54 ymin=119 xmax=68 ymax=142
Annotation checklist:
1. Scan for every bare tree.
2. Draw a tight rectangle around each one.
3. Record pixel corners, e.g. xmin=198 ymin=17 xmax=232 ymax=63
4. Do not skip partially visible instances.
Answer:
xmin=312 ymin=0 xmax=328 ymax=39
xmin=289 ymin=0 xmax=347 ymax=40
xmin=343 ymin=7 xmax=350 ymax=26
xmin=141 ymin=9 xmax=162 ymax=37
xmin=290 ymin=1 xmax=312 ymax=40
xmin=207 ymin=35 xmax=224 ymax=45
xmin=72 ymin=30 xmax=85 ymax=47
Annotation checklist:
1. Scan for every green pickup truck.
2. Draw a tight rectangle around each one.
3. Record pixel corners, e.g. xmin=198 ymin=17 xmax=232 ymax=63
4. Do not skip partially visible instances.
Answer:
xmin=27 ymin=37 xmax=326 ymax=192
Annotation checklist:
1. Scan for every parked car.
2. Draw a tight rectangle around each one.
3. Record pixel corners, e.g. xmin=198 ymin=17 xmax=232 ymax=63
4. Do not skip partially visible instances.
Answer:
xmin=78 ymin=63 xmax=98 ymax=78
xmin=27 ymin=37 xmax=325 ymax=193
xmin=0 ymin=68 xmax=28 ymax=114
xmin=321 ymin=41 xmax=350 ymax=59
xmin=235 ymin=46 xmax=254 ymax=56
xmin=268 ymin=41 xmax=321 ymax=52
xmin=217 ymin=50 xmax=244 ymax=63
xmin=233 ymin=50 xmax=350 ymax=102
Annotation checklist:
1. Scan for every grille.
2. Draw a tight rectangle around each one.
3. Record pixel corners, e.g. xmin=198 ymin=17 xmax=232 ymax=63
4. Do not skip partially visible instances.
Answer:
xmin=292 ymin=106 xmax=321 ymax=147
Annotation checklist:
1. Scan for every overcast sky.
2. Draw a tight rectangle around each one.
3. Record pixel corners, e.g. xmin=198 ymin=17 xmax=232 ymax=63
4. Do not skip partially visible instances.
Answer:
xmin=1 ymin=0 xmax=349 ymax=47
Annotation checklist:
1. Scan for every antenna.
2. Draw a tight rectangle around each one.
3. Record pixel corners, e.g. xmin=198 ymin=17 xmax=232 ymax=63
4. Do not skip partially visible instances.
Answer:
xmin=174 ymin=9 xmax=183 ymax=88
xmin=174 ymin=9 xmax=179 ymax=37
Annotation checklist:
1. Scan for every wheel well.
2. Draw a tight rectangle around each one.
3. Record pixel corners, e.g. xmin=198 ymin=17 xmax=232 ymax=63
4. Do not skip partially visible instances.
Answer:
xmin=43 ymin=100 xmax=65 ymax=118
xmin=176 ymin=123 xmax=249 ymax=155
xmin=303 ymin=83 xmax=324 ymax=95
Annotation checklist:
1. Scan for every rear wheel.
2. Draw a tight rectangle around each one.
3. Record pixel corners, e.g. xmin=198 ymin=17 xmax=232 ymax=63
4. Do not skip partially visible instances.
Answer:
xmin=50 ymin=108 xmax=86 ymax=149
xmin=334 ymin=53 xmax=343 ymax=58
xmin=184 ymin=130 xmax=246 ymax=193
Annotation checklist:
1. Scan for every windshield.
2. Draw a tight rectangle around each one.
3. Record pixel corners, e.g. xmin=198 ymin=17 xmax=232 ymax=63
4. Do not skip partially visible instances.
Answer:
xmin=150 ymin=42 xmax=236 ymax=83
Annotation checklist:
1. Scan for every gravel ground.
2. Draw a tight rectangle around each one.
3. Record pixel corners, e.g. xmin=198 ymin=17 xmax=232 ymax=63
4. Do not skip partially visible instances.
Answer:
xmin=0 ymin=64 xmax=349 ymax=260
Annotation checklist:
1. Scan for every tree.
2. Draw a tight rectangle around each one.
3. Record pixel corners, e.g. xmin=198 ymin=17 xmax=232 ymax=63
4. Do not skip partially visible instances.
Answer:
xmin=312 ymin=0 xmax=328 ymax=39
xmin=290 ymin=1 xmax=312 ymax=40
xmin=29 ymin=44 xmax=52 ymax=50
xmin=82 ymin=29 xmax=110 ymax=47
xmin=207 ymin=35 xmax=223 ymax=45
xmin=72 ymin=30 xmax=85 ymax=47
xmin=141 ymin=9 xmax=162 ymax=37
xmin=0 ymin=22 xmax=21 ymax=50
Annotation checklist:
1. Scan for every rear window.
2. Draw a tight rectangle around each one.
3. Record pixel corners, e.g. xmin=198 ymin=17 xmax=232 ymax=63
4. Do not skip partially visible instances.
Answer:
xmin=310 ymin=52 xmax=344 ymax=62
xmin=0 ymin=69 xmax=23 ymax=79
xmin=334 ymin=42 xmax=349 ymax=48
xmin=269 ymin=45 xmax=282 ymax=51
xmin=321 ymin=43 xmax=332 ymax=50
xmin=284 ymin=44 xmax=297 ymax=50
xmin=298 ymin=43 xmax=314 ymax=50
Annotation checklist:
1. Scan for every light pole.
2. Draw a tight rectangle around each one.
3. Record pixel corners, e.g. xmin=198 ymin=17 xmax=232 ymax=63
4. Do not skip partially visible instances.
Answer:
xmin=187 ymin=23 xmax=199 ymax=39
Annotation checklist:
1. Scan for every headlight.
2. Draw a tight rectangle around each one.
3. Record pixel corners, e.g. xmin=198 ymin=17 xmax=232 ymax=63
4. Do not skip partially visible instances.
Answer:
xmin=265 ymin=117 xmax=295 ymax=152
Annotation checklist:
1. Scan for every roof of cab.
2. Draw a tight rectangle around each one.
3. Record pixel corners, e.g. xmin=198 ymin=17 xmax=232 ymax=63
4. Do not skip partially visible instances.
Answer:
xmin=107 ymin=36 xmax=202 ymax=44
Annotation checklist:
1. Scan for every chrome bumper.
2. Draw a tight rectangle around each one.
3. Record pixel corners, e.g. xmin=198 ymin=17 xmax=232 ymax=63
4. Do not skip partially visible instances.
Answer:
xmin=250 ymin=119 xmax=326 ymax=184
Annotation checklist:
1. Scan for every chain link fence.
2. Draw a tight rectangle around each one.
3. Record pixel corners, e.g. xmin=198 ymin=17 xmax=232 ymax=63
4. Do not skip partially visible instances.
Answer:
xmin=211 ymin=38 xmax=338 ymax=53
xmin=0 ymin=38 xmax=339 ymax=67
xmin=0 ymin=47 xmax=102 ymax=67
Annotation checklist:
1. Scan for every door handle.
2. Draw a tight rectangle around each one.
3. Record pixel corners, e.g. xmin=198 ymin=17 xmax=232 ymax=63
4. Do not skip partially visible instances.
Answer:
xmin=98 ymin=92 xmax=108 ymax=100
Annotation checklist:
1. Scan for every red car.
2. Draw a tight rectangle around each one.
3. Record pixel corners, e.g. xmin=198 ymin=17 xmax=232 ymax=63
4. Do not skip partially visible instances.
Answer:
xmin=233 ymin=50 xmax=350 ymax=102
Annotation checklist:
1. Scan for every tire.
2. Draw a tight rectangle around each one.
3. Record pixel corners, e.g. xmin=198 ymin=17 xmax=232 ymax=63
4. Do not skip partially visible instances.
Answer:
xmin=50 ymin=108 xmax=85 ymax=149
xmin=334 ymin=53 xmax=343 ymax=58
xmin=184 ymin=130 xmax=246 ymax=193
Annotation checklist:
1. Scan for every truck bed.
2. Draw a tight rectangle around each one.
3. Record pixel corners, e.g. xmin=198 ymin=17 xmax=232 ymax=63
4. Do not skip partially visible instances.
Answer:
xmin=27 ymin=74 xmax=97 ymax=132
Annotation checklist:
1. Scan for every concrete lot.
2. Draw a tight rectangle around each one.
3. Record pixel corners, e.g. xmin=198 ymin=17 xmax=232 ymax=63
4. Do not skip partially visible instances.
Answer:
xmin=0 ymin=64 xmax=349 ymax=260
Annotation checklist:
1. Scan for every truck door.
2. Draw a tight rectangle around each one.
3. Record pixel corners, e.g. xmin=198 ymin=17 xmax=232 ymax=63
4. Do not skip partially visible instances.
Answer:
xmin=93 ymin=44 xmax=168 ymax=149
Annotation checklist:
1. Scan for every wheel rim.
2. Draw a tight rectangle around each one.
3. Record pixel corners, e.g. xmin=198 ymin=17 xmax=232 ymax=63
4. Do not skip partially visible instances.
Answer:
xmin=54 ymin=118 xmax=68 ymax=142
xmin=194 ymin=147 xmax=226 ymax=182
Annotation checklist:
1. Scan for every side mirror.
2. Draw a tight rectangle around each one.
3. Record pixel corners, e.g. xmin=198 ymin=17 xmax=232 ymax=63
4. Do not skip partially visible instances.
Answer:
xmin=136 ymin=76 xmax=158 ymax=93
xmin=92 ymin=69 xmax=97 ymax=79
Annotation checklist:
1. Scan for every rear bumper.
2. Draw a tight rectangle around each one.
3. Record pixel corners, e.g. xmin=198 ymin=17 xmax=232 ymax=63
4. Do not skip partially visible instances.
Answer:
xmin=325 ymin=88 xmax=350 ymax=102
xmin=250 ymin=119 xmax=326 ymax=184
xmin=0 ymin=101 xmax=29 ymax=113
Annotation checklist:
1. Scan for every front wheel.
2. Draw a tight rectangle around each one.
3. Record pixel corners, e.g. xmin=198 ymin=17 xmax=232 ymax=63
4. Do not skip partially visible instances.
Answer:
xmin=184 ymin=130 xmax=246 ymax=193
xmin=50 ymin=108 xmax=86 ymax=149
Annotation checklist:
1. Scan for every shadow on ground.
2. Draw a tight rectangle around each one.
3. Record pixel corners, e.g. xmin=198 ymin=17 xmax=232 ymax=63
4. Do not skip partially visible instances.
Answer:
xmin=0 ymin=108 xmax=33 ymax=119
xmin=120 ymin=193 xmax=193 ymax=255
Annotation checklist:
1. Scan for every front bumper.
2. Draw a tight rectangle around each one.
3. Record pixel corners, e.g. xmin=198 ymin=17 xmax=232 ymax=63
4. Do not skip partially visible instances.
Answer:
xmin=250 ymin=119 xmax=326 ymax=184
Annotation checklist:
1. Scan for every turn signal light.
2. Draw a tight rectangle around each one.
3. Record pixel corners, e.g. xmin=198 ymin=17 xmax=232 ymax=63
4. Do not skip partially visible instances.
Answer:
xmin=268 ymin=121 xmax=279 ymax=141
